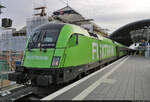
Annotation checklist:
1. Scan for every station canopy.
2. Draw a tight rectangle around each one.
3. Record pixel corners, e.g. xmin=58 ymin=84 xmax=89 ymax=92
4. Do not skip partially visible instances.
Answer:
xmin=109 ymin=19 xmax=150 ymax=46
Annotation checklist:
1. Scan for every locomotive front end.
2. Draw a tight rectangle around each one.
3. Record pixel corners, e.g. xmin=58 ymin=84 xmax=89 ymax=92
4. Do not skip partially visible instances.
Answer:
xmin=8 ymin=23 xmax=66 ymax=86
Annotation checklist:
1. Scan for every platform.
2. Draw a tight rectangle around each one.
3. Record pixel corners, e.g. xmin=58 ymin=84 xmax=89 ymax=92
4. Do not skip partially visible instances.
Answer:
xmin=42 ymin=56 xmax=150 ymax=100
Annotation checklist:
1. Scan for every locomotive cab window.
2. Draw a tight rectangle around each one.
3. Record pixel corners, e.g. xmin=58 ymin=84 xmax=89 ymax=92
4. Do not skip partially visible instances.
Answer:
xmin=40 ymin=30 xmax=60 ymax=48
xmin=28 ymin=31 xmax=42 ymax=49
xmin=68 ymin=34 xmax=78 ymax=47
xmin=42 ymin=30 xmax=59 ymax=43
xmin=28 ymin=29 xmax=60 ymax=49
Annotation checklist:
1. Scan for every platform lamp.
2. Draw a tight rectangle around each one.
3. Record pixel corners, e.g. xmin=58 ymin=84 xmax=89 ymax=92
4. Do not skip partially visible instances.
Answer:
xmin=147 ymin=26 xmax=150 ymax=57
xmin=143 ymin=26 xmax=150 ymax=57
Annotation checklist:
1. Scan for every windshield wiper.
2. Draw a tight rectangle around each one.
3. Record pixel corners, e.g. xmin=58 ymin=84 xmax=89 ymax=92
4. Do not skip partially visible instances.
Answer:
xmin=28 ymin=42 xmax=34 ymax=51
xmin=28 ymin=31 xmax=41 ymax=50
xmin=40 ymin=31 xmax=46 ymax=51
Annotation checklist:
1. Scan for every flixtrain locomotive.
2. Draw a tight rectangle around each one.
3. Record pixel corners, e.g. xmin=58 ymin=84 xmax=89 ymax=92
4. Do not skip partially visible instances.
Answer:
xmin=8 ymin=23 xmax=128 ymax=86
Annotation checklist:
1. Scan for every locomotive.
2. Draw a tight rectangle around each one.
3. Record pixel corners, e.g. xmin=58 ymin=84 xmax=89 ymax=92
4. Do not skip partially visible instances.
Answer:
xmin=8 ymin=23 xmax=128 ymax=86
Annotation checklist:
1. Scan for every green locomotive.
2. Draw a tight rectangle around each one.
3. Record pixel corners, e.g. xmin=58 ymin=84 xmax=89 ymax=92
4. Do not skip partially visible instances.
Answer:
xmin=8 ymin=23 xmax=128 ymax=86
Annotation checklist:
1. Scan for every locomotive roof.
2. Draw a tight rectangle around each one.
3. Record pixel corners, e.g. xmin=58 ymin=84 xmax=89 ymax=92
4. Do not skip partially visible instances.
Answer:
xmin=35 ymin=23 xmax=65 ymax=31
xmin=32 ymin=23 xmax=126 ymax=48
xmin=34 ymin=23 xmax=116 ymax=44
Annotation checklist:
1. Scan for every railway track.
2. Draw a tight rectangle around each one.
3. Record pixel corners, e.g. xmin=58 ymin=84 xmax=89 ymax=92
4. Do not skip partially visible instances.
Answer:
xmin=0 ymin=86 xmax=33 ymax=101
xmin=0 ymin=85 xmax=64 ymax=101
xmin=0 ymin=84 xmax=23 ymax=95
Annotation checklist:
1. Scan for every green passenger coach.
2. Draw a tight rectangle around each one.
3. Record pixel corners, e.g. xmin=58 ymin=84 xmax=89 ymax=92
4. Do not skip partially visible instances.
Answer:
xmin=8 ymin=23 xmax=128 ymax=86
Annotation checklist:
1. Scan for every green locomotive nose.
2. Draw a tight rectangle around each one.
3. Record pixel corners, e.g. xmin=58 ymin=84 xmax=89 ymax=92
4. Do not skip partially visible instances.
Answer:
xmin=23 ymin=24 xmax=65 ymax=68
xmin=24 ymin=49 xmax=55 ymax=68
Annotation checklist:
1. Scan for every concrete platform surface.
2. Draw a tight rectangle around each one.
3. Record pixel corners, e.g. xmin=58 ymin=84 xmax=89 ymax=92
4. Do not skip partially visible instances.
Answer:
xmin=42 ymin=56 xmax=150 ymax=100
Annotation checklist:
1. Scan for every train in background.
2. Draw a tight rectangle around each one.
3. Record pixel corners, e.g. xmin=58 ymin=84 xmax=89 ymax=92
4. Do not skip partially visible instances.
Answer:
xmin=8 ymin=23 xmax=131 ymax=86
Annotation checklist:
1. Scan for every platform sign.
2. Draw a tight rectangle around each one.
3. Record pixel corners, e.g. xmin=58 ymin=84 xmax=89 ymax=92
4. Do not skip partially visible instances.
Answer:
xmin=141 ymin=42 xmax=150 ymax=46
xmin=141 ymin=42 xmax=145 ymax=46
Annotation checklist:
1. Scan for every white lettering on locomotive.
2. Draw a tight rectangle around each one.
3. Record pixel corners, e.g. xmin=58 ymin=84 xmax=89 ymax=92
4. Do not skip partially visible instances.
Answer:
xmin=100 ymin=44 xmax=114 ymax=58
xmin=92 ymin=42 xmax=99 ymax=60
xmin=26 ymin=56 xmax=48 ymax=60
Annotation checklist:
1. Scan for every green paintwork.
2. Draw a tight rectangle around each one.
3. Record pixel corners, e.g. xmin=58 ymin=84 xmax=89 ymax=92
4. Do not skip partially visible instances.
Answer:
xmin=23 ymin=49 xmax=55 ymax=68
xmin=23 ymin=23 xmax=127 ymax=69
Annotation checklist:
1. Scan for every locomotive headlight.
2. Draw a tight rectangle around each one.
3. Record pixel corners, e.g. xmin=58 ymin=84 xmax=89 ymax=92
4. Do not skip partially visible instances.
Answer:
xmin=51 ymin=57 xmax=60 ymax=67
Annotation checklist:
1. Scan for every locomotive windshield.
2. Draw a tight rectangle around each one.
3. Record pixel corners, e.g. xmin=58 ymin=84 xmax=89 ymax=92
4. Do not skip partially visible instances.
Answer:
xmin=32 ymin=31 xmax=41 ymax=43
xmin=28 ymin=29 xmax=60 ymax=49
xmin=42 ymin=30 xmax=59 ymax=43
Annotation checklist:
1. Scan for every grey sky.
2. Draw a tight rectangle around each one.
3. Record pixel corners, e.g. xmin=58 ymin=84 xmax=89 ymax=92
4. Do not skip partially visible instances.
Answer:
xmin=1 ymin=0 xmax=150 ymax=34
